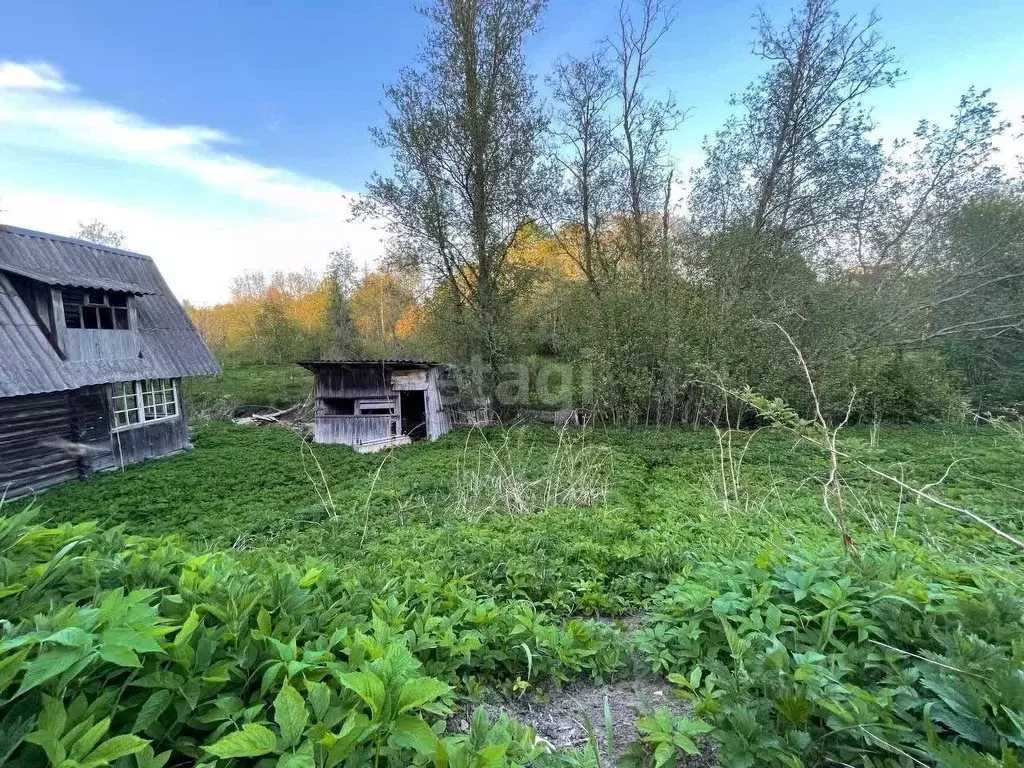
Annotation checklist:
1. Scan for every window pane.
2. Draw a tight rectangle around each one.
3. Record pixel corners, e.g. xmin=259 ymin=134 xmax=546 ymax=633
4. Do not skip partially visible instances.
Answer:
xmin=111 ymin=381 xmax=139 ymax=428
xmin=113 ymin=308 xmax=129 ymax=329
xmin=98 ymin=307 xmax=114 ymax=330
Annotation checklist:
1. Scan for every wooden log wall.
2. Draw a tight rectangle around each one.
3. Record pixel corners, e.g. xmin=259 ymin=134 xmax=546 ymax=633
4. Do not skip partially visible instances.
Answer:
xmin=0 ymin=391 xmax=79 ymax=499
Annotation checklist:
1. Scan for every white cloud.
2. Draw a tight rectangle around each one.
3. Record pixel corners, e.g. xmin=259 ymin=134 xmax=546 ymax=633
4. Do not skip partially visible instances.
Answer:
xmin=0 ymin=58 xmax=356 ymax=216
xmin=0 ymin=61 xmax=70 ymax=92
xmin=0 ymin=59 xmax=389 ymax=301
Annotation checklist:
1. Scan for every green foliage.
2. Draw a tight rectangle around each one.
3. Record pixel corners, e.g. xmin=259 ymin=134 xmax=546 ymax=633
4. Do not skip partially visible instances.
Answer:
xmin=637 ymin=549 xmax=1024 ymax=766
xmin=182 ymin=362 xmax=313 ymax=417
xmin=0 ymin=509 xmax=620 ymax=766
xmin=619 ymin=707 xmax=713 ymax=767
xmin=7 ymin=423 xmax=1024 ymax=765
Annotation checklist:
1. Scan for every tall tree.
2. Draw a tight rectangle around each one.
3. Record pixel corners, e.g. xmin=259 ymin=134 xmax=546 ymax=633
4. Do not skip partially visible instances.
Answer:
xmin=324 ymin=248 xmax=360 ymax=359
xmin=691 ymin=0 xmax=900 ymax=246
xmin=361 ymin=0 xmax=547 ymax=392
xmin=610 ymin=0 xmax=682 ymax=275
xmin=546 ymin=52 xmax=618 ymax=293
xmin=76 ymin=219 xmax=126 ymax=248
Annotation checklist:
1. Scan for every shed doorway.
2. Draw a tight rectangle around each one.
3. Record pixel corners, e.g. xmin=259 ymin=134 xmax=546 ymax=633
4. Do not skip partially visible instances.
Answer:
xmin=400 ymin=390 xmax=427 ymax=440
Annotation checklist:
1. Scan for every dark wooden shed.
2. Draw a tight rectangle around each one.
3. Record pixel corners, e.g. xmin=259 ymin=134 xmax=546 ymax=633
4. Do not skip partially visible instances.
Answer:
xmin=0 ymin=226 xmax=219 ymax=499
xmin=298 ymin=359 xmax=456 ymax=451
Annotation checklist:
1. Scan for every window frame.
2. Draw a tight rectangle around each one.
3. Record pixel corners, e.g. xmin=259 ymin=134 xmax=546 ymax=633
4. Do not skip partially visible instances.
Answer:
xmin=63 ymin=289 xmax=131 ymax=331
xmin=110 ymin=379 xmax=179 ymax=431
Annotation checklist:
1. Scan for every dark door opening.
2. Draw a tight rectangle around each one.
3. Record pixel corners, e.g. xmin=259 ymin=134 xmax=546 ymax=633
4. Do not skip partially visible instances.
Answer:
xmin=400 ymin=390 xmax=427 ymax=440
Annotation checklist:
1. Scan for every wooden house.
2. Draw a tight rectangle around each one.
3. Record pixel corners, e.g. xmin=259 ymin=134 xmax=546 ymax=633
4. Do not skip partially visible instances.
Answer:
xmin=0 ymin=226 xmax=219 ymax=499
xmin=298 ymin=359 xmax=455 ymax=450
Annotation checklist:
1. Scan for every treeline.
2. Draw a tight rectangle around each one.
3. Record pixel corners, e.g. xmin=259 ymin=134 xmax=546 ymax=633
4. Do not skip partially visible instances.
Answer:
xmin=194 ymin=0 xmax=1024 ymax=424
xmin=186 ymin=250 xmax=423 ymax=364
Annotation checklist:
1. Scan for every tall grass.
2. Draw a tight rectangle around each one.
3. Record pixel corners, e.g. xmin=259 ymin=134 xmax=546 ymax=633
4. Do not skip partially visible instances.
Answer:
xmin=450 ymin=422 xmax=613 ymax=520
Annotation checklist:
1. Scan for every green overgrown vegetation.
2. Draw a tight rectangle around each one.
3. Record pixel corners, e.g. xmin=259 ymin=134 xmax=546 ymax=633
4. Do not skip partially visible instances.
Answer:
xmin=181 ymin=365 xmax=313 ymax=419
xmin=4 ymin=422 xmax=1023 ymax=764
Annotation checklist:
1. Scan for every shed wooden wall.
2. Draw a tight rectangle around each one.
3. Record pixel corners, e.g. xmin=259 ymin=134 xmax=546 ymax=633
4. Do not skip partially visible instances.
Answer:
xmin=425 ymin=367 xmax=452 ymax=440
xmin=0 ymin=391 xmax=78 ymax=499
xmin=311 ymin=365 xmax=453 ymax=445
xmin=314 ymin=415 xmax=393 ymax=445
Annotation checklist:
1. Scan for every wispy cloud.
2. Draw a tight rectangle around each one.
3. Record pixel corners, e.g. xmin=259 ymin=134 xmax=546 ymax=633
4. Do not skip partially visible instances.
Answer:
xmin=0 ymin=59 xmax=386 ymax=303
xmin=0 ymin=59 xmax=350 ymax=215
xmin=0 ymin=61 xmax=70 ymax=92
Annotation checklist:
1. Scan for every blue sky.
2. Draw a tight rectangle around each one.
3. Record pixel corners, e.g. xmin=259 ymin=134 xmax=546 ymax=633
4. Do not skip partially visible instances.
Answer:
xmin=1 ymin=0 xmax=1022 ymax=304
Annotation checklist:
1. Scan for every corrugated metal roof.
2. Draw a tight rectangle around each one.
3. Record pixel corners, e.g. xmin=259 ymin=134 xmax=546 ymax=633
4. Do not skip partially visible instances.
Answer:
xmin=0 ymin=263 xmax=155 ymax=295
xmin=297 ymin=358 xmax=445 ymax=369
xmin=0 ymin=226 xmax=220 ymax=397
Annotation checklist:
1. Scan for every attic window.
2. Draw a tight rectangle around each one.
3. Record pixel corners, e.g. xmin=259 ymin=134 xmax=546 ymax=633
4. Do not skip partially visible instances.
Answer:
xmin=63 ymin=289 xmax=130 ymax=330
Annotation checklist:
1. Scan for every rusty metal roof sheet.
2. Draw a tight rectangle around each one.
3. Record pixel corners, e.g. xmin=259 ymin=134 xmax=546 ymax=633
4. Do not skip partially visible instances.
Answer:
xmin=0 ymin=225 xmax=219 ymax=397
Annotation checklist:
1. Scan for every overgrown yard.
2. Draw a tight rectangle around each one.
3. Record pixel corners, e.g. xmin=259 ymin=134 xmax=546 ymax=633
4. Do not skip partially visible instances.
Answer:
xmin=4 ymin=423 xmax=1024 ymax=766
xmin=182 ymin=363 xmax=313 ymax=419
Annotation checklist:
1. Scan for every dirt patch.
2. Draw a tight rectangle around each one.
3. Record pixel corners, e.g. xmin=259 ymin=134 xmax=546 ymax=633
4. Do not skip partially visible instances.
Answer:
xmin=477 ymin=677 xmax=715 ymax=765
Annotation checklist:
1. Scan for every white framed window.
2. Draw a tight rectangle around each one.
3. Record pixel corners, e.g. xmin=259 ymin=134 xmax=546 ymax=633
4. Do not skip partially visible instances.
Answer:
xmin=112 ymin=381 xmax=140 ymax=428
xmin=111 ymin=379 xmax=178 ymax=430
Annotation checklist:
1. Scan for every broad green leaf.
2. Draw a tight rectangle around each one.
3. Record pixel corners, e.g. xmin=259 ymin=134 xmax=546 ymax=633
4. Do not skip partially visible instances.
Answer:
xmin=39 ymin=694 xmax=67 ymax=735
xmin=0 ymin=648 xmax=30 ymax=694
xmin=130 ymin=671 xmax=184 ymax=690
xmin=174 ymin=609 xmax=202 ymax=647
xmin=100 ymin=628 xmax=163 ymax=655
xmin=337 ymin=672 xmax=385 ymax=718
xmin=654 ymin=741 xmax=675 ymax=767
xmin=99 ymin=645 xmax=142 ymax=668
xmin=257 ymin=607 xmax=273 ymax=637
xmin=70 ymin=717 xmax=111 ymax=761
xmin=672 ymin=733 xmax=700 ymax=755
xmin=45 ymin=628 xmax=94 ymax=649
xmin=16 ymin=648 xmax=89 ymax=697
xmin=134 ymin=745 xmax=172 ymax=768
xmin=398 ymin=677 xmax=452 ymax=714
xmin=276 ymin=740 xmax=316 ymax=768
xmin=307 ymin=681 xmax=331 ymax=722
xmin=388 ymin=714 xmax=439 ymax=756
xmin=132 ymin=690 xmax=172 ymax=734
xmin=25 ymin=730 xmax=66 ymax=765
xmin=274 ymin=682 xmax=309 ymax=748
xmin=82 ymin=734 xmax=149 ymax=767
xmin=204 ymin=723 xmax=278 ymax=758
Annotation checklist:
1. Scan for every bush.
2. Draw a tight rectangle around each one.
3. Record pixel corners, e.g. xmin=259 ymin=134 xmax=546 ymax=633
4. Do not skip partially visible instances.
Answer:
xmin=637 ymin=547 xmax=1024 ymax=766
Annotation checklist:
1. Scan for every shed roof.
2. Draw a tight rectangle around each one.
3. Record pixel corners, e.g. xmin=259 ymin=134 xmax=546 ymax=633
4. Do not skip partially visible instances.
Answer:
xmin=0 ymin=225 xmax=219 ymax=398
xmin=297 ymin=358 xmax=445 ymax=370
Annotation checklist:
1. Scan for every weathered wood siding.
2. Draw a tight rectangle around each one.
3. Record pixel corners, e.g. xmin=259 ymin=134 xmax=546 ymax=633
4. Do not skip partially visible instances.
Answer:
xmin=110 ymin=414 xmax=189 ymax=467
xmin=64 ymin=329 xmax=142 ymax=361
xmin=425 ymin=367 xmax=451 ymax=440
xmin=314 ymin=415 xmax=393 ymax=445
xmin=316 ymin=367 xmax=390 ymax=399
xmin=0 ymin=391 xmax=78 ymax=499
xmin=69 ymin=386 xmax=117 ymax=472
